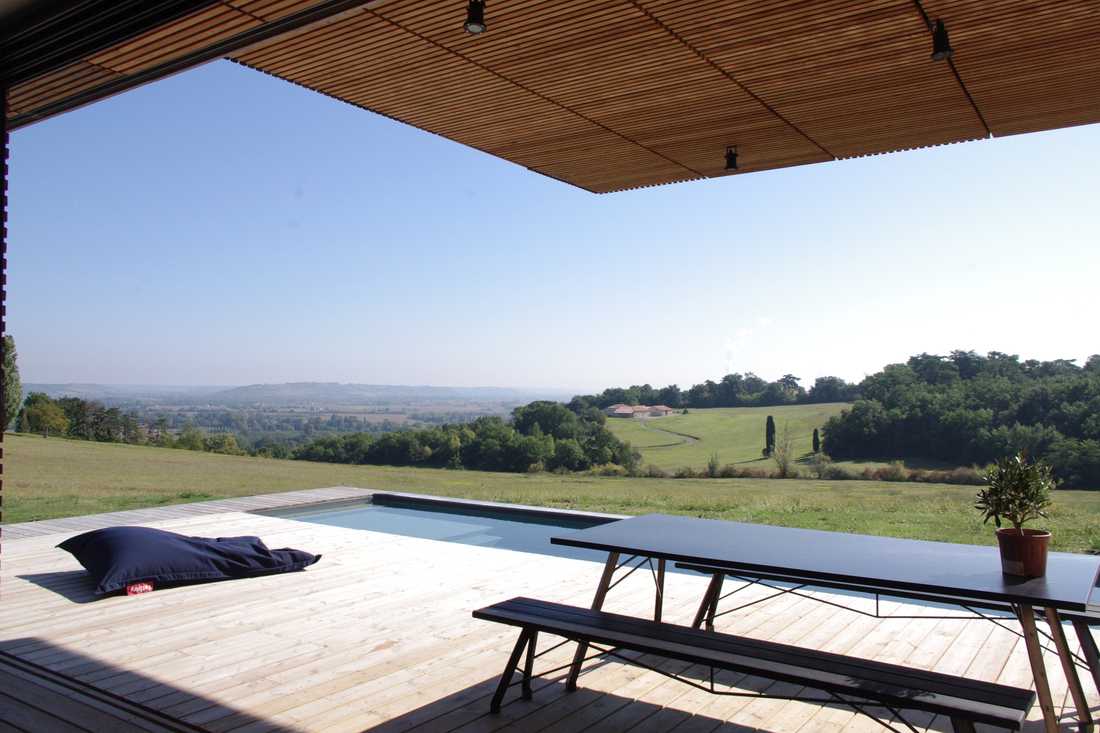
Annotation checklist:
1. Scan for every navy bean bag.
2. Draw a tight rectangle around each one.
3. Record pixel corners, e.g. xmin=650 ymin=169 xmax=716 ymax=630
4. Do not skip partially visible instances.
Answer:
xmin=58 ymin=526 xmax=321 ymax=595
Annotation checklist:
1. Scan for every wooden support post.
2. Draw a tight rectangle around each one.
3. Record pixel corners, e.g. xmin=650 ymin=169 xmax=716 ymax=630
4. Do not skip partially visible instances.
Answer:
xmin=521 ymin=630 xmax=538 ymax=700
xmin=692 ymin=572 xmax=723 ymax=629
xmin=1045 ymin=608 xmax=1092 ymax=725
xmin=654 ymin=558 xmax=666 ymax=623
xmin=1018 ymin=605 xmax=1059 ymax=733
xmin=490 ymin=629 xmax=531 ymax=713
xmin=567 ymin=551 xmax=619 ymax=691
xmin=1 ymin=83 xmax=7 ymax=530
xmin=1073 ymin=618 xmax=1100 ymax=695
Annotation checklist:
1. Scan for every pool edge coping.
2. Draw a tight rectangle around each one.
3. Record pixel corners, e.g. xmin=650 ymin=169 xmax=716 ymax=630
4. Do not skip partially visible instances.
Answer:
xmin=252 ymin=490 xmax=630 ymax=524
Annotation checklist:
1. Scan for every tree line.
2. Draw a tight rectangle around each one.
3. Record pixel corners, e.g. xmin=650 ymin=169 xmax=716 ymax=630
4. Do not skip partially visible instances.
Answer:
xmin=568 ymin=373 xmax=858 ymax=411
xmin=822 ymin=351 xmax=1100 ymax=488
xmin=294 ymin=401 xmax=638 ymax=473
xmin=14 ymin=392 xmax=253 ymax=454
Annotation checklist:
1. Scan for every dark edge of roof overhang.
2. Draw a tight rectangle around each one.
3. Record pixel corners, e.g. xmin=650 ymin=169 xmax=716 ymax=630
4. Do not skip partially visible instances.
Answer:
xmin=1 ymin=1 xmax=221 ymax=88
xmin=4 ymin=0 xmax=381 ymax=131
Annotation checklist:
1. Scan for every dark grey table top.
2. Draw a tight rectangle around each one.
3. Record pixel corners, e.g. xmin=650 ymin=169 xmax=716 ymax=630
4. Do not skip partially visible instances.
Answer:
xmin=551 ymin=514 xmax=1100 ymax=613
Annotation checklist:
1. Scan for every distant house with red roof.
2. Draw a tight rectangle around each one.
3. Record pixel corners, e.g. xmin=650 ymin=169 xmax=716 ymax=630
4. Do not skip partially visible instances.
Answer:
xmin=606 ymin=404 xmax=636 ymax=418
xmin=605 ymin=403 xmax=676 ymax=418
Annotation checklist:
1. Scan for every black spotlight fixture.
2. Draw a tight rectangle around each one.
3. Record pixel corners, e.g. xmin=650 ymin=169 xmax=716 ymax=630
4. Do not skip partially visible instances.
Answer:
xmin=464 ymin=0 xmax=486 ymax=34
xmin=930 ymin=19 xmax=953 ymax=61
xmin=725 ymin=146 xmax=738 ymax=172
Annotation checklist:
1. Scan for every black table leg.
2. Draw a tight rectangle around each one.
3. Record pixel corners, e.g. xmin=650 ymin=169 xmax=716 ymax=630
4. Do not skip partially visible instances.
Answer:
xmin=1044 ymin=607 xmax=1092 ymax=725
xmin=567 ymin=551 xmax=619 ymax=691
xmin=1018 ymin=604 xmax=1059 ymax=733
xmin=692 ymin=572 xmax=723 ymax=630
xmin=654 ymin=558 xmax=666 ymax=622
xmin=1073 ymin=618 xmax=1100 ymax=695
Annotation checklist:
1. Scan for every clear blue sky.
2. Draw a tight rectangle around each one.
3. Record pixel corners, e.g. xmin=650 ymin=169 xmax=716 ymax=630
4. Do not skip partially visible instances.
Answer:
xmin=8 ymin=61 xmax=1099 ymax=392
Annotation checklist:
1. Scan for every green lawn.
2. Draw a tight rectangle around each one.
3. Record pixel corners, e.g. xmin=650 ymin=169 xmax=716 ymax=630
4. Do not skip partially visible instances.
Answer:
xmin=607 ymin=403 xmax=851 ymax=470
xmin=5 ymin=433 xmax=1100 ymax=553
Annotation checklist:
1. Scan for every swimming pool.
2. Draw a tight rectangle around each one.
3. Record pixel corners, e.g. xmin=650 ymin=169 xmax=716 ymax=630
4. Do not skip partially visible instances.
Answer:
xmin=269 ymin=496 xmax=617 ymax=563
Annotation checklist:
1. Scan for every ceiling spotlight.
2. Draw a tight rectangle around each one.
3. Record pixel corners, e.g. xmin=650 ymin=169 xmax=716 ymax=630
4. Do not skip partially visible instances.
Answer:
xmin=931 ymin=19 xmax=953 ymax=61
xmin=464 ymin=0 xmax=486 ymax=34
xmin=725 ymin=146 xmax=738 ymax=172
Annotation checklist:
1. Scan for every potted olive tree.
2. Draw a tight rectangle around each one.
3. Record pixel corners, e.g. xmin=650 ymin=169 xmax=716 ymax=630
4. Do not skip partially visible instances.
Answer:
xmin=975 ymin=453 xmax=1055 ymax=577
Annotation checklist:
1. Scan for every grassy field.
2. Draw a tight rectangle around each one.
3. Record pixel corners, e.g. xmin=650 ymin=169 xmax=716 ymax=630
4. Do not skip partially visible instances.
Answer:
xmin=606 ymin=403 xmax=852 ymax=470
xmin=5 ymin=433 xmax=1100 ymax=552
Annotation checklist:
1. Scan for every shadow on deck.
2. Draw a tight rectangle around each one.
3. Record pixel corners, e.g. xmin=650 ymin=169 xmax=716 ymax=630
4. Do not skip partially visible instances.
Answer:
xmin=0 ymin=639 xmax=302 ymax=732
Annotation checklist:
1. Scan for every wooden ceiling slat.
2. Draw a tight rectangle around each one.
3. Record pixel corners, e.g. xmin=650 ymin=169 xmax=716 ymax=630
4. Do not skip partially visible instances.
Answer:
xmin=9 ymin=0 xmax=1100 ymax=192
xmin=229 ymin=0 xmax=330 ymax=22
xmin=7 ymin=62 xmax=123 ymax=116
xmin=87 ymin=5 xmax=261 ymax=74
xmin=922 ymin=0 xmax=1100 ymax=137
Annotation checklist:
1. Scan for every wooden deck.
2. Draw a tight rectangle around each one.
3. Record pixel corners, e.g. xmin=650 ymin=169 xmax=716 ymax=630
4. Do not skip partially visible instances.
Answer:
xmin=2 ymin=492 xmax=1097 ymax=732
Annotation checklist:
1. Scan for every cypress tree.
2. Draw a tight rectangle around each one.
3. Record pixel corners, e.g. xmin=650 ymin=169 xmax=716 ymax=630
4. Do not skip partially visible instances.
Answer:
xmin=764 ymin=415 xmax=776 ymax=457
xmin=812 ymin=428 xmax=821 ymax=454
xmin=3 ymin=335 xmax=22 ymax=430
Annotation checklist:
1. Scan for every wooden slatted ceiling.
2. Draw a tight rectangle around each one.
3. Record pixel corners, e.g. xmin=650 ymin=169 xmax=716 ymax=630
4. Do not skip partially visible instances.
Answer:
xmin=7 ymin=1 xmax=1100 ymax=193
xmin=644 ymin=0 xmax=989 ymax=157
xmin=234 ymin=4 xmax=698 ymax=192
xmin=923 ymin=1 xmax=1100 ymax=136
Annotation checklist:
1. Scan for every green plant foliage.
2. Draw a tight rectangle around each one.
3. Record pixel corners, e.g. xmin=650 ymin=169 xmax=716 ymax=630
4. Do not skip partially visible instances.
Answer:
xmin=975 ymin=453 xmax=1055 ymax=530
xmin=3 ymin=335 xmax=22 ymax=429
xmin=823 ymin=350 xmax=1100 ymax=487
xmin=293 ymin=402 xmax=639 ymax=474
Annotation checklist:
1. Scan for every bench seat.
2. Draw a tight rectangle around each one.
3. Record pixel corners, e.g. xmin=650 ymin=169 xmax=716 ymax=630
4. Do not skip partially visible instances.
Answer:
xmin=474 ymin=597 xmax=1035 ymax=731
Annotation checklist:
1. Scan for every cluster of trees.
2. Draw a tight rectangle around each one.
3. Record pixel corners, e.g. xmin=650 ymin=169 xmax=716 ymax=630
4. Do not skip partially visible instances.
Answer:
xmin=15 ymin=392 xmax=250 ymax=455
xmin=143 ymin=409 xmax=410 ymax=454
xmin=823 ymin=351 xmax=1100 ymax=488
xmin=569 ymin=373 xmax=858 ymax=411
xmin=18 ymin=393 xmax=146 ymax=442
xmin=294 ymin=400 xmax=639 ymax=473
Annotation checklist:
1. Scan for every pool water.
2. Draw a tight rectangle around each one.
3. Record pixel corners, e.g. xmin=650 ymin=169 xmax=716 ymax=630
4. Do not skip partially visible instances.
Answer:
xmin=273 ymin=500 xmax=613 ymax=563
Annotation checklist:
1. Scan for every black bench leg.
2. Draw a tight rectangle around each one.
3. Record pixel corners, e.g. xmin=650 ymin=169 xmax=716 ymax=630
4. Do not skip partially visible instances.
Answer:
xmin=950 ymin=717 xmax=976 ymax=733
xmin=522 ymin=630 xmax=538 ymax=700
xmin=491 ymin=629 xmax=533 ymax=714
xmin=1073 ymin=618 xmax=1100 ymax=695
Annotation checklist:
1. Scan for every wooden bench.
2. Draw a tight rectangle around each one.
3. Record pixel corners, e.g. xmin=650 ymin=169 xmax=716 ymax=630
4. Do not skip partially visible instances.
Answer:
xmin=679 ymin=560 xmax=1100 ymax=699
xmin=474 ymin=597 xmax=1035 ymax=732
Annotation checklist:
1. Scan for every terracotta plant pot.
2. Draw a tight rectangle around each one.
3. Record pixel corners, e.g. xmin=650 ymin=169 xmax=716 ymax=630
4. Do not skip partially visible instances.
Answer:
xmin=996 ymin=528 xmax=1051 ymax=578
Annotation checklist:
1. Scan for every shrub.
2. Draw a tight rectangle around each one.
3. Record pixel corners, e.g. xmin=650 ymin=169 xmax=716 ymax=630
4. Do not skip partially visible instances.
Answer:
xmin=590 ymin=463 xmax=628 ymax=477
xmin=867 ymin=461 xmax=908 ymax=482
xmin=807 ymin=452 xmax=833 ymax=479
xmin=645 ymin=464 xmax=668 ymax=478
xmin=707 ymin=452 xmax=720 ymax=478
xmin=674 ymin=466 xmax=699 ymax=479
xmin=906 ymin=466 xmax=984 ymax=485
xmin=821 ymin=464 xmax=856 ymax=480
xmin=718 ymin=464 xmax=740 ymax=478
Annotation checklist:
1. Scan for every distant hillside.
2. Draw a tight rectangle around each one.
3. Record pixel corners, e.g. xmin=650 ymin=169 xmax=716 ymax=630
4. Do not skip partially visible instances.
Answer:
xmin=25 ymin=383 xmax=228 ymax=401
xmin=25 ymin=382 xmax=573 ymax=408
xmin=207 ymin=382 xmax=572 ymax=406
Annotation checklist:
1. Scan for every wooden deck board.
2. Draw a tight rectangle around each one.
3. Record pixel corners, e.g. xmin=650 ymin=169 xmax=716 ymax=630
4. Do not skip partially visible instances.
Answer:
xmin=2 ymin=492 xmax=1096 ymax=732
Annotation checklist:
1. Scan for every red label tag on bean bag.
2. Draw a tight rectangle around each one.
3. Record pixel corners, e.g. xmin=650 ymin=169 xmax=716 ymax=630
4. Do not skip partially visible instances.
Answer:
xmin=126 ymin=581 xmax=154 ymax=595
